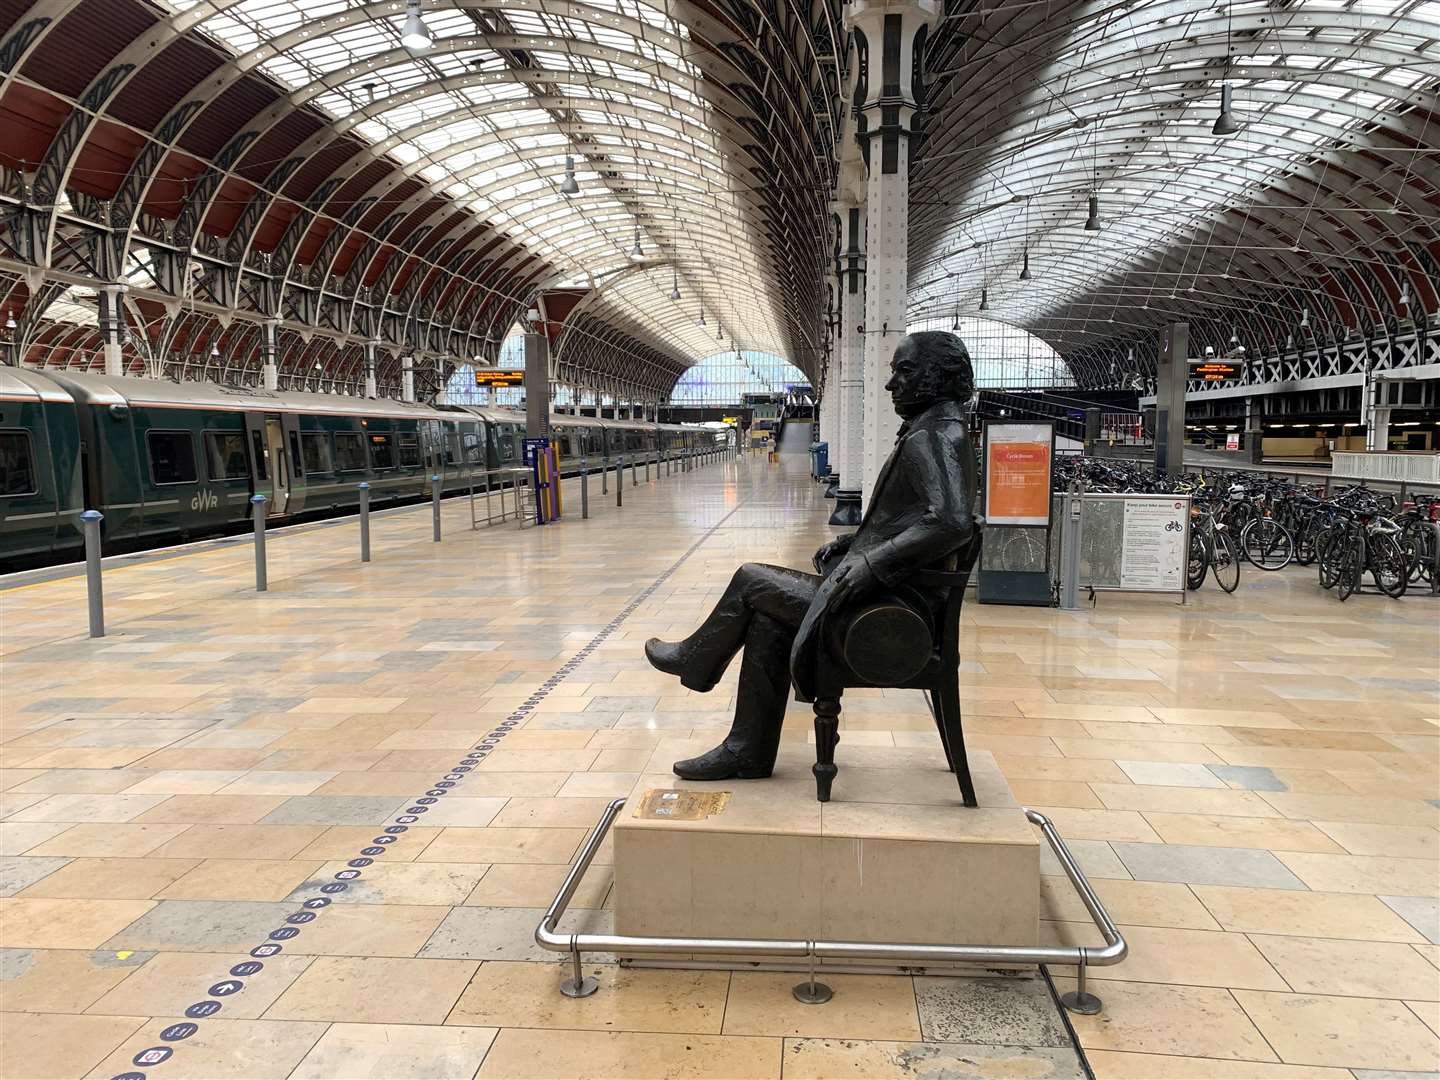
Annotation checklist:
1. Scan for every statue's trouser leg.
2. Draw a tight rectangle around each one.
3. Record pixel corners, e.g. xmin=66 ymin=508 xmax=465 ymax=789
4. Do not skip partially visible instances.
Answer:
xmin=721 ymin=611 xmax=796 ymax=771
xmin=670 ymin=563 xmax=819 ymax=691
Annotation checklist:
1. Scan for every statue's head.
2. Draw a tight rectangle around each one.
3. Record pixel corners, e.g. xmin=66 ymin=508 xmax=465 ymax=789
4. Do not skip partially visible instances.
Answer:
xmin=886 ymin=331 xmax=975 ymax=418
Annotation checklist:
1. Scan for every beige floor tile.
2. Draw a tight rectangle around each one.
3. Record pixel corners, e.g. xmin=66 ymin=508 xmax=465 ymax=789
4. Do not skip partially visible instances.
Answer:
xmin=1008 ymin=779 xmax=1103 ymax=808
xmin=86 ymin=1017 xmax=330 ymax=1079
xmin=0 ymin=897 xmax=154 ymax=948
xmin=1039 ymin=875 xmax=1220 ymax=930
xmin=1260 ymin=791 xmax=1440 ymax=827
xmin=1410 ymin=999 xmax=1440 ymax=1038
xmin=1059 ymin=978 xmax=1275 ymax=1060
xmin=156 ymin=859 xmax=327 ymax=901
xmin=476 ymin=1027 xmax=780 ymax=1079
xmin=1234 ymin=989 xmax=1440 ymax=1070
xmin=284 ymin=902 xmax=449 ymax=957
xmin=1249 ymin=934 xmax=1440 ymax=1000
xmin=1314 ymin=821 xmax=1440 ymax=859
xmin=307 ymin=860 xmax=486 ymax=905
xmin=1085 ymin=1050 xmax=1350 ymax=1078
xmin=291 ymin=825 xmax=442 ymax=862
xmin=217 ymin=770 xmax=339 ymax=795
xmin=417 ymin=826 xmax=587 ymax=864
xmin=86 ymin=951 xmax=315 ymax=1018
xmin=1193 ymin=885 xmax=1428 ymax=942
xmin=1274 ymin=851 xmax=1440 ymax=896
xmin=722 ymin=972 xmax=920 ymax=1041
xmin=1026 ymin=807 xmax=1161 ymax=842
xmin=0 ymin=948 xmax=150 ymax=1012
xmin=477 ymin=748 xmax=600 ymax=772
xmin=1141 ymin=812 xmax=1346 ymax=853
xmin=1052 ymin=739 xmax=1223 ymax=764
xmin=449 ymin=960 xmax=728 ymax=1033
xmin=464 ymin=861 xmax=612 ymax=908
xmin=993 ymin=756 xmax=1130 ymax=783
xmin=289 ymin=697 xmax=406 ymax=713
xmin=309 ymin=771 xmax=445 ymax=796
xmin=133 ymin=793 xmax=289 ymax=824
xmin=1045 ymin=921 xmax=1287 ymax=990
xmin=781 ymin=1038 xmax=1083 ymax=1079
xmin=1018 ymin=702 xmax=1159 ymax=723
xmin=290 ymin=1022 xmax=497 ymax=1080
xmin=15 ymin=857 xmax=200 ymax=899
xmin=25 ymin=823 xmax=191 ymax=858
xmin=1089 ymin=784 xmax=1281 ymax=817
xmin=491 ymin=796 xmax=618 ymax=828
xmin=149 ymin=824 xmax=327 ymax=860
xmin=121 ymin=770 xmax=249 ymax=795
xmin=264 ymin=954 xmax=476 ymax=1023
xmin=0 ymin=1011 xmax=148 ymax=1079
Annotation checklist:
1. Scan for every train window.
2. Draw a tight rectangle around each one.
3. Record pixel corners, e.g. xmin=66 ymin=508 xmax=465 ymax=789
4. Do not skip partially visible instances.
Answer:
xmin=398 ymin=432 xmax=420 ymax=468
xmin=497 ymin=426 xmax=517 ymax=463
xmin=301 ymin=433 xmax=333 ymax=473
xmin=446 ymin=431 xmax=462 ymax=466
xmin=463 ymin=432 xmax=484 ymax=465
xmin=0 ymin=431 xmax=37 ymax=497
xmin=334 ymin=432 xmax=367 ymax=472
xmin=288 ymin=432 xmax=304 ymax=478
xmin=204 ymin=432 xmax=249 ymax=480
xmin=147 ymin=431 xmax=197 ymax=485
xmin=368 ymin=432 xmax=395 ymax=470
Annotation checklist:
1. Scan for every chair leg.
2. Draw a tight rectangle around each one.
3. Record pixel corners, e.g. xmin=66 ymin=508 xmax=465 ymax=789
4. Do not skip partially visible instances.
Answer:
xmin=928 ymin=690 xmax=956 ymax=774
xmin=938 ymin=680 xmax=977 ymax=808
xmin=812 ymin=696 xmax=841 ymax=802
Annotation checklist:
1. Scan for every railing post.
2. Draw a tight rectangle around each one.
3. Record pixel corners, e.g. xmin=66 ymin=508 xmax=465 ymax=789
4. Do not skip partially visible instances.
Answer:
xmin=581 ymin=457 xmax=590 ymax=520
xmin=617 ymin=457 xmax=624 ymax=508
xmin=250 ymin=495 xmax=268 ymax=592
xmin=358 ymin=482 xmax=371 ymax=562
xmin=431 ymin=474 xmax=442 ymax=541
xmin=602 ymin=457 xmax=609 ymax=494
xmin=81 ymin=510 xmax=104 ymax=638
xmin=631 ymin=455 xmax=637 ymax=486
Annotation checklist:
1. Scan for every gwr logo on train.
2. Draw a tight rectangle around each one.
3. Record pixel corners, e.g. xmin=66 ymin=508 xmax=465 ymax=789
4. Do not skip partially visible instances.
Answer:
xmin=190 ymin=490 xmax=219 ymax=512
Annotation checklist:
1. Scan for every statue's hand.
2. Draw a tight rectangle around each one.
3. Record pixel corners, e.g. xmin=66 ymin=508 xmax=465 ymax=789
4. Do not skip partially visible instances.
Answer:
xmin=813 ymin=535 xmax=855 ymax=575
xmin=823 ymin=555 xmax=876 ymax=612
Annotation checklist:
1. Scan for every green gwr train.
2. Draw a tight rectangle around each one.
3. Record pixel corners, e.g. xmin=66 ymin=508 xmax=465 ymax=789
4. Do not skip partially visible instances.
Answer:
xmin=0 ymin=369 xmax=710 ymax=571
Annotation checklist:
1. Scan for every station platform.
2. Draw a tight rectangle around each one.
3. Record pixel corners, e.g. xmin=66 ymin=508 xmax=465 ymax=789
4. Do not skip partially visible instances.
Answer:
xmin=1 ymin=452 xmax=1437 ymax=1079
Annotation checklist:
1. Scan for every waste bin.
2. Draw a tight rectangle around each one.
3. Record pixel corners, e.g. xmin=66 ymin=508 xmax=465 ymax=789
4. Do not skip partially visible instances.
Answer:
xmin=812 ymin=441 xmax=829 ymax=480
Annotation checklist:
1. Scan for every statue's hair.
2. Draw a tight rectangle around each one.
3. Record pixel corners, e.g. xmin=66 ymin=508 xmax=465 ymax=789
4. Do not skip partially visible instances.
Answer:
xmin=906 ymin=331 xmax=976 ymax=403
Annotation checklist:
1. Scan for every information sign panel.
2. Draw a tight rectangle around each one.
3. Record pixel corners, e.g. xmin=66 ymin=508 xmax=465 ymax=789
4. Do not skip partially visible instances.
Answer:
xmin=984 ymin=423 xmax=1053 ymax=526
xmin=475 ymin=370 xmax=525 ymax=387
xmin=1119 ymin=497 xmax=1189 ymax=590
xmin=1225 ymin=432 xmax=1240 ymax=450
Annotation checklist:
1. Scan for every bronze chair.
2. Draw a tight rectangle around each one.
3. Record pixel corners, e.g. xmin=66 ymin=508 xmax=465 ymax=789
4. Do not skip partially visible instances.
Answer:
xmin=808 ymin=535 xmax=982 ymax=806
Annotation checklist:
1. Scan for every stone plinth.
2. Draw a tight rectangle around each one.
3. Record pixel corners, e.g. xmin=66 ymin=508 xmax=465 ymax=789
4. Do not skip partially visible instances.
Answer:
xmin=613 ymin=742 xmax=1038 ymax=953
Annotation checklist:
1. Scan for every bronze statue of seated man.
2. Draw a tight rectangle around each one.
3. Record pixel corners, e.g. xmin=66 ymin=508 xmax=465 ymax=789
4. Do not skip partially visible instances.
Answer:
xmin=645 ymin=330 xmax=981 ymax=780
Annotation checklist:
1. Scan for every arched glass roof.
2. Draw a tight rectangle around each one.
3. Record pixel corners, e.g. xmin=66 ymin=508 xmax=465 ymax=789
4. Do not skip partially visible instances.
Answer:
xmin=912 ymin=0 xmax=1440 ymax=361
xmin=169 ymin=0 xmax=795 ymax=363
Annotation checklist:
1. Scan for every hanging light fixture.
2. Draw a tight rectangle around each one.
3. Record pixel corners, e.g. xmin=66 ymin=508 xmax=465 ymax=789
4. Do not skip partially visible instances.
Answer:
xmin=4 ymin=310 xmax=15 ymax=331
xmin=669 ymin=268 xmax=680 ymax=302
xmin=951 ymin=309 xmax=960 ymax=331
xmin=698 ymin=310 xmax=706 ymax=326
xmin=1084 ymin=192 xmax=1101 ymax=231
xmin=1212 ymin=83 xmax=1241 ymax=136
xmin=210 ymin=341 xmax=220 ymax=358
xmin=1400 ymin=281 xmax=1411 ymax=309
xmin=399 ymin=0 xmax=432 ymax=50
xmin=1019 ymin=247 xmax=1031 ymax=281
xmin=1300 ymin=308 xmax=1311 ymax=330
xmin=717 ymin=324 xmax=724 ymax=341
xmin=559 ymin=156 xmax=579 ymax=196
xmin=978 ymin=288 xmax=989 ymax=312
xmin=630 ymin=228 xmax=643 ymax=259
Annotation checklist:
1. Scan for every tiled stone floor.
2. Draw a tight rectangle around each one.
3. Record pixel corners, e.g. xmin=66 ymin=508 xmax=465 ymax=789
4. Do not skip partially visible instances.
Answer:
xmin=1 ymin=453 xmax=1437 ymax=1079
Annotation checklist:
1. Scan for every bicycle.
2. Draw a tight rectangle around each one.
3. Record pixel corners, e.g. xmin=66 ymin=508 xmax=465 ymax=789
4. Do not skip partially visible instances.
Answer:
xmin=1187 ymin=502 xmax=1240 ymax=593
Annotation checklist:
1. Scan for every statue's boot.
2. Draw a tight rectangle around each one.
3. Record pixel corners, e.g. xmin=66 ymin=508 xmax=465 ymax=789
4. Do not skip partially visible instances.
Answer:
xmin=644 ymin=637 xmax=724 ymax=693
xmin=673 ymin=612 xmax=790 ymax=781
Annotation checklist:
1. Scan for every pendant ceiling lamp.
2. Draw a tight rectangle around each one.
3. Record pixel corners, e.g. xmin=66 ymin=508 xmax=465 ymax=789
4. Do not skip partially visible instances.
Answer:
xmin=1212 ymin=83 xmax=1241 ymax=136
xmin=630 ymin=228 xmax=643 ymax=259
xmin=399 ymin=0 xmax=432 ymax=50
xmin=1019 ymin=248 xmax=1031 ymax=281
xmin=978 ymin=288 xmax=989 ymax=312
xmin=559 ymin=156 xmax=579 ymax=196
xmin=1084 ymin=192 xmax=1101 ymax=231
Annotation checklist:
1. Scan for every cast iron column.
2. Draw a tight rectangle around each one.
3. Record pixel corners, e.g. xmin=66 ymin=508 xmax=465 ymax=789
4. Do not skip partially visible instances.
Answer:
xmin=524 ymin=330 xmax=551 ymax=439
xmin=261 ymin=319 xmax=280 ymax=391
xmin=830 ymin=202 xmax=866 ymax=526
xmin=99 ymin=284 xmax=126 ymax=377
xmin=849 ymin=0 xmax=938 ymax=507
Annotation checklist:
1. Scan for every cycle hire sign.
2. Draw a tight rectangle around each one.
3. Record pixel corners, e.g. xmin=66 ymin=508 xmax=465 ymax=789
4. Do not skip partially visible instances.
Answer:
xmin=1119 ymin=497 xmax=1189 ymax=591
xmin=985 ymin=423 xmax=1053 ymax=526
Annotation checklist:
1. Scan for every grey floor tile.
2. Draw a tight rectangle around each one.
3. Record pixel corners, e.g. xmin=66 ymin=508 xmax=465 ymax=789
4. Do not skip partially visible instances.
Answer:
xmin=1039 ymin=839 xmax=1131 ymax=880
xmin=419 ymin=905 xmax=613 ymax=962
xmin=0 ymin=855 xmax=72 ymax=895
xmin=259 ymin=796 xmax=409 ymax=826
xmin=1110 ymin=842 xmax=1307 ymax=889
xmin=102 ymin=899 xmax=290 ymax=952
xmin=914 ymin=975 xmax=1071 ymax=1048
xmin=1380 ymin=895 xmax=1440 ymax=945
xmin=1207 ymin=765 xmax=1288 ymax=792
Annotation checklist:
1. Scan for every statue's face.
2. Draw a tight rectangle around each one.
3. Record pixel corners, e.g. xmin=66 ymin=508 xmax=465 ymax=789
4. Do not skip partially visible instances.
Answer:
xmin=884 ymin=337 xmax=939 ymax=418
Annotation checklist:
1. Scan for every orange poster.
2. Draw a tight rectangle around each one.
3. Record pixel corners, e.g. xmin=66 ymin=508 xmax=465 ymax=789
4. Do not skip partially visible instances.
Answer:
xmin=985 ymin=423 xmax=1052 ymax=526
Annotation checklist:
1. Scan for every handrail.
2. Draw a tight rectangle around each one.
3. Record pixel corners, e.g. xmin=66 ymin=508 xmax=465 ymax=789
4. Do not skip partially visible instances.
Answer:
xmin=534 ymin=800 xmax=1127 ymax=1012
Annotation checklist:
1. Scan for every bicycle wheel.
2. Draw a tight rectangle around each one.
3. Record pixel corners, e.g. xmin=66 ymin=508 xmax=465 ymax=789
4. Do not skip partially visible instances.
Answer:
xmin=1187 ymin=533 xmax=1207 ymax=590
xmin=1242 ymin=519 xmax=1294 ymax=571
xmin=1294 ymin=520 xmax=1318 ymax=566
xmin=1211 ymin=530 xmax=1241 ymax=593
xmin=1336 ymin=539 xmax=1362 ymax=601
xmin=1317 ymin=528 xmax=1343 ymax=589
xmin=1000 ymin=530 xmax=1044 ymax=573
xmin=1370 ymin=534 xmax=1408 ymax=599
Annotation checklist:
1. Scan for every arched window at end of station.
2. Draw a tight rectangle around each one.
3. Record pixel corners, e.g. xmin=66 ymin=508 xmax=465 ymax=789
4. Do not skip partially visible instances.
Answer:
xmin=905 ymin=318 xmax=1074 ymax=391
xmin=668 ymin=351 xmax=809 ymax=406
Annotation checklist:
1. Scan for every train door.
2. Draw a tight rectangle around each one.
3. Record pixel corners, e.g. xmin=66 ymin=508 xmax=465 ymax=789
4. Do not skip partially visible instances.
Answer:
xmin=245 ymin=412 xmax=294 ymax=515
